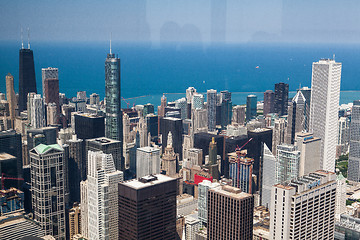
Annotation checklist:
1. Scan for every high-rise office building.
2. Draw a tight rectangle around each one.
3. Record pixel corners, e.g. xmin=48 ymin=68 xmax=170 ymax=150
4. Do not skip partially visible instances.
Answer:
xmin=274 ymin=82 xmax=289 ymax=116
xmin=192 ymin=93 xmax=204 ymax=110
xmin=158 ymin=94 xmax=167 ymax=118
xmin=105 ymin=49 xmax=122 ymax=144
xmin=207 ymin=185 xmax=254 ymax=240
xmin=261 ymin=143 xmax=277 ymax=208
xmin=5 ymin=73 xmax=16 ymax=127
xmin=275 ymin=144 xmax=301 ymax=183
xmin=348 ymin=100 xmax=360 ymax=181
xmin=286 ymin=90 xmax=306 ymax=144
xmin=207 ymin=89 xmax=217 ymax=131
xmin=338 ymin=116 xmax=350 ymax=156
xmin=300 ymin=86 xmax=311 ymax=131
xmin=42 ymin=67 xmax=58 ymax=99
xmin=118 ymin=174 xmax=177 ymax=240
xmin=80 ymin=151 xmax=123 ymax=240
xmin=192 ymin=108 xmax=208 ymax=133
xmin=44 ymin=78 xmax=60 ymax=113
xmin=47 ymin=103 xmax=58 ymax=125
xmin=29 ymin=144 xmax=66 ymax=239
xmin=160 ymin=117 xmax=183 ymax=161
xmin=69 ymin=203 xmax=81 ymax=240
xmin=28 ymin=94 xmax=46 ymax=129
xmin=221 ymin=99 xmax=232 ymax=129
xmin=74 ymin=113 xmax=105 ymax=140
xmin=136 ymin=146 xmax=160 ymax=179
xmin=294 ymin=132 xmax=321 ymax=177
xmin=263 ymin=90 xmax=275 ymax=116
xmin=89 ymin=93 xmax=100 ymax=105
xmin=270 ymin=170 xmax=336 ymax=240
xmin=229 ymin=157 xmax=254 ymax=194
xmin=246 ymin=94 xmax=257 ymax=121
xmin=272 ymin=118 xmax=286 ymax=154
xmin=198 ymin=180 xmax=220 ymax=227
xmin=310 ymin=59 xmax=341 ymax=172
xmin=19 ymin=46 xmax=37 ymax=112
xmin=143 ymin=103 xmax=154 ymax=116
xmin=86 ymin=137 xmax=123 ymax=171
xmin=186 ymin=87 xmax=197 ymax=103
xmin=175 ymin=97 xmax=188 ymax=120
xmin=232 ymin=105 xmax=245 ymax=125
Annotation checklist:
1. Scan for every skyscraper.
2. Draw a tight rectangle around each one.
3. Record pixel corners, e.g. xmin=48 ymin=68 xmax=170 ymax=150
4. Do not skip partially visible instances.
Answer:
xmin=229 ymin=156 xmax=254 ymax=194
xmin=275 ymin=144 xmax=300 ymax=183
xmin=19 ymin=46 xmax=37 ymax=112
xmin=272 ymin=118 xmax=286 ymax=154
xmin=348 ymin=100 xmax=360 ymax=181
xmin=263 ymin=90 xmax=275 ymax=115
xmin=232 ymin=105 xmax=245 ymax=125
xmin=80 ymin=151 xmax=123 ymax=240
xmin=270 ymin=170 xmax=336 ymax=240
xmin=198 ymin=180 xmax=220 ymax=227
xmin=44 ymin=78 xmax=60 ymax=113
xmin=5 ymin=73 xmax=16 ymax=127
xmin=69 ymin=203 xmax=82 ymax=240
xmin=105 ymin=48 xmax=122 ymax=145
xmin=29 ymin=94 xmax=46 ymax=129
xmin=274 ymin=82 xmax=289 ymax=116
xmin=136 ymin=146 xmax=160 ymax=179
xmin=29 ymin=144 xmax=66 ymax=239
xmin=207 ymin=185 xmax=254 ymax=240
xmin=207 ymin=89 xmax=217 ymax=131
xmin=175 ymin=97 xmax=187 ymax=120
xmin=310 ymin=59 xmax=341 ymax=172
xmin=192 ymin=93 xmax=204 ymax=110
xmin=118 ymin=174 xmax=177 ymax=240
xmin=246 ymin=94 xmax=257 ymax=121
xmin=286 ymin=90 xmax=306 ymax=144
xmin=261 ymin=143 xmax=277 ymax=208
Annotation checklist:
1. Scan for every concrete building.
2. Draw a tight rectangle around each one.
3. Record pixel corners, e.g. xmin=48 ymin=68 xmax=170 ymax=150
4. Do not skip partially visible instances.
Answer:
xmin=294 ymin=132 xmax=321 ymax=176
xmin=275 ymin=144 xmax=301 ymax=183
xmin=161 ymin=132 xmax=177 ymax=177
xmin=192 ymin=108 xmax=208 ymax=133
xmin=207 ymin=185 xmax=254 ymax=240
xmin=198 ymin=180 xmax=220 ymax=227
xmin=338 ymin=116 xmax=350 ymax=157
xmin=5 ymin=73 xmax=16 ymax=127
xmin=232 ymin=105 xmax=245 ymax=125
xmin=348 ymin=100 xmax=360 ymax=181
xmin=185 ymin=216 xmax=200 ymax=240
xmin=272 ymin=118 xmax=286 ymax=154
xmin=29 ymin=94 xmax=45 ymax=128
xmin=310 ymin=59 xmax=342 ymax=172
xmin=270 ymin=170 xmax=337 ymax=240
xmin=80 ymin=151 xmax=123 ymax=240
xmin=336 ymin=173 xmax=347 ymax=221
xmin=261 ymin=143 xmax=277 ymax=208
xmin=136 ymin=146 xmax=160 ymax=179
xmin=47 ymin=103 xmax=58 ymax=125
xmin=175 ymin=97 xmax=188 ymax=120
xmin=69 ymin=203 xmax=81 ymax=240
xmin=44 ymin=77 xmax=60 ymax=113
xmin=263 ymin=90 xmax=275 ymax=116
xmin=192 ymin=93 xmax=204 ymax=110
xmin=29 ymin=144 xmax=66 ymax=239
xmin=118 ymin=174 xmax=177 ymax=240
xmin=89 ymin=93 xmax=100 ymax=105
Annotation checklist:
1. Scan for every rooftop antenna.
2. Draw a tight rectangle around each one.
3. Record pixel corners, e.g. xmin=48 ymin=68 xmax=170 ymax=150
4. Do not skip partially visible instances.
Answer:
xmin=21 ymin=26 xmax=24 ymax=49
xmin=110 ymin=32 xmax=112 ymax=54
xmin=333 ymin=54 xmax=336 ymax=61
xmin=27 ymin=27 xmax=30 ymax=49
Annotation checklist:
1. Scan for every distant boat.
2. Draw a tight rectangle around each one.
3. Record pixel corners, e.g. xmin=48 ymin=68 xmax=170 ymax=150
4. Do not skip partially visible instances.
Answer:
xmin=256 ymin=66 xmax=260 ymax=69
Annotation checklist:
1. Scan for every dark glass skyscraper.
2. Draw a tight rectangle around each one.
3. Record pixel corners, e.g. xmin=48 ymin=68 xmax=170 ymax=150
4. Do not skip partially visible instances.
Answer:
xmin=105 ymin=49 xmax=123 ymax=160
xmin=19 ymin=48 xmax=37 ymax=112
xmin=274 ymin=82 xmax=289 ymax=116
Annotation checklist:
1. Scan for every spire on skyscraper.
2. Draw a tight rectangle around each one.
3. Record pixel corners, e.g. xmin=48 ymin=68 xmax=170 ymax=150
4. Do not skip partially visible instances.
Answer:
xmin=110 ymin=32 xmax=112 ymax=54
xmin=27 ymin=27 xmax=30 ymax=49
xmin=21 ymin=26 xmax=24 ymax=49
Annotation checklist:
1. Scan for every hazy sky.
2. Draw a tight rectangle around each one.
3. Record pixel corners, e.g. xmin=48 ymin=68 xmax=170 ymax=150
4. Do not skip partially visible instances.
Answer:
xmin=1 ymin=0 xmax=360 ymax=43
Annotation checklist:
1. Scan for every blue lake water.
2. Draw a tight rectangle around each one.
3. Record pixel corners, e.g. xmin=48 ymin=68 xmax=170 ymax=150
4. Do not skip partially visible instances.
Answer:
xmin=0 ymin=41 xmax=360 ymax=107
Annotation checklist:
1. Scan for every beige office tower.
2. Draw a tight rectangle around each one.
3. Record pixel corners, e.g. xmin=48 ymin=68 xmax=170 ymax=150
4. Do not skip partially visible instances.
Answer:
xmin=207 ymin=185 xmax=254 ymax=240
xmin=270 ymin=170 xmax=336 ymax=240
xmin=310 ymin=59 xmax=341 ymax=172
xmin=47 ymin=103 xmax=58 ymax=125
xmin=294 ymin=132 xmax=321 ymax=176
xmin=231 ymin=105 xmax=246 ymax=125
xmin=272 ymin=118 xmax=286 ymax=154
xmin=192 ymin=108 xmax=208 ymax=133
xmin=69 ymin=203 xmax=81 ymax=239
xmin=6 ymin=73 xmax=16 ymax=127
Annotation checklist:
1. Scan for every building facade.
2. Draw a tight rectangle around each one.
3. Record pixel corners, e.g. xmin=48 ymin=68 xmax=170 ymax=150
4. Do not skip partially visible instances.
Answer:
xmin=246 ymin=95 xmax=257 ymax=121
xmin=348 ymin=100 xmax=360 ymax=181
xmin=263 ymin=90 xmax=275 ymax=116
xmin=274 ymin=82 xmax=289 ymax=116
xmin=136 ymin=146 xmax=160 ymax=179
xmin=19 ymin=47 xmax=37 ymax=112
xmin=207 ymin=89 xmax=217 ymax=131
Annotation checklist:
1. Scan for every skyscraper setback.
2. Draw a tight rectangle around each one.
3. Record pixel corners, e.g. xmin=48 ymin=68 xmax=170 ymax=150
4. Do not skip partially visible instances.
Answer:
xmin=19 ymin=46 xmax=37 ymax=112
xmin=310 ymin=59 xmax=341 ymax=172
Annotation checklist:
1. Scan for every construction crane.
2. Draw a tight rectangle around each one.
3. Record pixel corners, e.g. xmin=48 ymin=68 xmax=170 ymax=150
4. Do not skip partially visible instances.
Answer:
xmin=0 ymin=173 xmax=24 ymax=190
xmin=234 ymin=138 xmax=253 ymax=189
xmin=121 ymin=97 xmax=131 ymax=109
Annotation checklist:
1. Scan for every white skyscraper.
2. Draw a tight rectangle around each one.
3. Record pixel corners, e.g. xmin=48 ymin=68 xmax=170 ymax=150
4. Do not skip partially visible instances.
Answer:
xmin=275 ymin=144 xmax=301 ymax=184
xmin=136 ymin=146 xmax=160 ymax=179
xmin=80 ymin=151 xmax=123 ymax=240
xmin=29 ymin=93 xmax=46 ymax=128
xmin=198 ymin=180 xmax=220 ymax=227
xmin=192 ymin=108 xmax=208 ymax=133
xmin=270 ymin=170 xmax=336 ymax=240
xmin=310 ymin=59 xmax=342 ymax=172
xmin=175 ymin=97 xmax=188 ymax=120
xmin=261 ymin=143 xmax=277 ymax=208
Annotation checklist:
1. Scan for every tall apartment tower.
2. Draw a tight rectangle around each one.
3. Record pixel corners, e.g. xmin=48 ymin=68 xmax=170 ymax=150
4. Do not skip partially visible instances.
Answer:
xmin=80 ymin=151 xmax=123 ymax=240
xmin=270 ymin=170 xmax=337 ymax=240
xmin=263 ymin=90 xmax=275 ymax=115
xmin=232 ymin=105 xmax=245 ymax=125
xmin=274 ymin=82 xmax=289 ymax=116
xmin=198 ymin=180 xmax=220 ymax=227
xmin=47 ymin=103 xmax=58 ymax=125
xmin=19 ymin=46 xmax=37 ymax=112
xmin=310 ymin=59 xmax=341 ymax=172
xmin=29 ymin=94 xmax=46 ymax=128
xmin=136 ymin=146 xmax=160 ymax=179
xmin=5 ymin=73 xmax=16 ymax=126
xmin=246 ymin=94 xmax=257 ymax=121
xmin=207 ymin=89 xmax=217 ymax=131
xmin=29 ymin=144 xmax=66 ymax=239
xmin=192 ymin=108 xmax=208 ymax=133
xmin=175 ymin=97 xmax=188 ymax=120
xmin=69 ymin=203 xmax=81 ymax=240
xmin=105 ymin=49 xmax=123 ymax=145
xmin=192 ymin=93 xmax=204 ymax=109
xmin=207 ymin=185 xmax=254 ymax=240
xmin=275 ymin=144 xmax=300 ymax=184
xmin=261 ymin=143 xmax=277 ymax=208
xmin=286 ymin=90 xmax=306 ymax=144
xmin=294 ymin=132 xmax=321 ymax=177
xmin=118 ymin=174 xmax=177 ymax=240
xmin=272 ymin=118 xmax=286 ymax=154
xmin=348 ymin=100 xmax=360 ymax=181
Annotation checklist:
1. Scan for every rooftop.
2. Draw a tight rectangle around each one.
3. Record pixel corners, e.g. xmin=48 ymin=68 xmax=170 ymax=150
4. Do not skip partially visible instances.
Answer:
xmin=87 ymin=137 xmax=120 ymax=145
xmin=0 ymin=153 xmax=16 ymax=161
xmin=34 ymin=144 xmax=63 ymax=154
xmin=209 ymin=185 xmax=252 ymax=200
xmin=121 ymin=174 xmax=176 ymax=190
